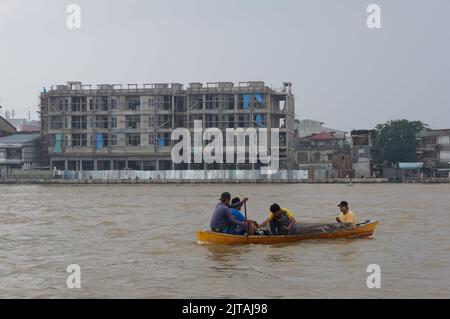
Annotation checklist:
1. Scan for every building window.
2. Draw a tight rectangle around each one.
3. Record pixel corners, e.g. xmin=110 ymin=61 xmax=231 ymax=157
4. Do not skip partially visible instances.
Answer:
xmin=149 ymin=133 xmax=156 ymax=145
xmin=111 ymin=98 xmax=117 ymax=110
xmin=157 ymin=133 xmax=171 ymax=147
xmin=238 ymin=114 xmax=250 ymax=128
xmin=50 ymin=116 xmax=62 ymax=129
xmin=82 ymin=161 xmax=94 ymax=171
xmin=189 ymin=95 xmax=203 ymax=110
xmin=72 ymin=134 xmax=87 ymax=147
xmin=222 ymin=115 xmax=234 ymax=128
xmin=81 ymin=97 xmax=87 ymax=111
xmin=128 ymin=161 xmax=141 ymax=170
xmin=280 ymin=132 xmax=286 ymax=147
xmin=148 ymin=116 xmax=156 ymax=128
xmin=111 ymin=134 xmax=118 ymax=146
xmin=97 ymin=160 xmax=111 ymax=170
xmin=254 ymin=93 xmax=264 ymax=109
xmin=313 ymin=152 xmax=320 ymax=162
xmin=298 ymin=152 xmax=309 ymax=162
xmin=52 ymin=161 xmax=66 ymax=170
xmin=95 ymin=115 xmax=109 ymax=129
xmin=206 ymin=114 xmax=218 ymax=128
xmin=111 ymin=117 xmax=117 ymax=128
xmin=95 ymin=133 xmax=109 ymax=148
xmin=149 ymin=97 xmax=156 ymax=111
xmin=206 ymin=95 xmax=219 ymax=110
xmin=127 ymin=97 xmax=140 ymax=111
xmin=71 ymin=97 xmax=82 ymax=112
xmin=126 ymin=116 xmax=140 ymax=129
xmin=143 ymin=161 xmax=156 ymax=171
xmin=126 ymin=134 xmax=140 ymax=146
xmin=254 ymin=114 xmax=266 ymax=128
xmin=223 ymin=94 xmax=234 ymax=110
xmin=6 ymin=149 xmax=22 ymax=160
xmin=71 ymin=116 xmax=87 ymax=129
xmin=100 ymin=96 xmax=108 ymax=111
xmin=157 ymin=96 xmax=170 ymax=110
xmin=113 ymin=160 xmax=126 ymax=170
xmin=158 ymin=115 xmax=171 ymax=129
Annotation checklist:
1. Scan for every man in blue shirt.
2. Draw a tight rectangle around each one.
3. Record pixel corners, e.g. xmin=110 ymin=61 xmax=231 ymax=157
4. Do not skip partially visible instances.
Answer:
xmin=225 ymin=197 xmax=258 ymax=235
xmin=226 ymin=197 xmax=246 ymax=235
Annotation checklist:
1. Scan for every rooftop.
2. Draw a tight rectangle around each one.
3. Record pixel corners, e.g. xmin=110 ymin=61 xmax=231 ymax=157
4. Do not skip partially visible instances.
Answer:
xmin=416 ymin=129 xmax=450 ymax=138
xmin=303 ymin=131 xmax=343 ymax=141
xmin=0 ymin=134 xmax=40 ymax=144
xmin=0 ymin=116 xmax=17 ymax=133
xmin=41 ymin=81 xmax=293 ymax=95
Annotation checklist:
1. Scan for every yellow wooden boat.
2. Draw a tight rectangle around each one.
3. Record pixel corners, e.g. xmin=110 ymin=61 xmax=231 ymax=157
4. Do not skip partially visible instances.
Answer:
xmin=196 ymin=220 xmax=378 ymax=245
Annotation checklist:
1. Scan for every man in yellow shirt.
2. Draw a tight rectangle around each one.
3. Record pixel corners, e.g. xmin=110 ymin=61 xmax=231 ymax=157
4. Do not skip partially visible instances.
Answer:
xmin=259 ymin=204 xmax=297 ymax=235
xmin=336 ymin=201 xmax=356 ymax=226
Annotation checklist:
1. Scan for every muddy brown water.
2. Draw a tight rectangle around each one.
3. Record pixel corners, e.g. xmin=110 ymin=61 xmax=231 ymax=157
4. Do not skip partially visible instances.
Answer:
xmin=0 ymin=184 xmax=449 ymax=298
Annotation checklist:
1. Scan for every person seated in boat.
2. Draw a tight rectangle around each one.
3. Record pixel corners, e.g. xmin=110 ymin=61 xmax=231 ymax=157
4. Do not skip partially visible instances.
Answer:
xmin=258 ymin=204 xmax=297 ymax=235
xmin=210 ymin=192 xmax=249 ymax=234
xmin=336 ymin=201 xmax=356 ymax=226
xmin=223 ymin=197 xmax=258 ymax=235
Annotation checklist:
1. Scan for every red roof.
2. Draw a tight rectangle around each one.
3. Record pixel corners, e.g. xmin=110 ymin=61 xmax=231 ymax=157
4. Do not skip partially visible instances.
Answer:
xmin=304 ymin=131 xmax=340 ymax=141
xmin=20 ymin=124 xmax=40 ymax=133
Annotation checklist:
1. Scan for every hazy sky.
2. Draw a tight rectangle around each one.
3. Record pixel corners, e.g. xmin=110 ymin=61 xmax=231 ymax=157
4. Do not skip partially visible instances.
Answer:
xmin=0 ymin=0 xmax=449 ymax=131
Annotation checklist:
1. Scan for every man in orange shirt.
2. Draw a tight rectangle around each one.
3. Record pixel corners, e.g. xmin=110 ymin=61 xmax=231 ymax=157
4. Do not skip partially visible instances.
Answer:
xmin=336 ymin=201 xmax=356 ymax=226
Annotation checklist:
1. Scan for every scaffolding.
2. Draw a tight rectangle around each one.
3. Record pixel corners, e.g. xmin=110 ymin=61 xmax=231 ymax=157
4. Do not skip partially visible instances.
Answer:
xmin=40 ymin=81 xmax=296 ymax=171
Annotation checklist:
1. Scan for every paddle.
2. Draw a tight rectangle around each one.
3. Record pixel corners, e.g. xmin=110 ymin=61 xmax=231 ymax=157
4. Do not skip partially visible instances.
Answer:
xmin=244 ymin=201 xmax=249 ymax=238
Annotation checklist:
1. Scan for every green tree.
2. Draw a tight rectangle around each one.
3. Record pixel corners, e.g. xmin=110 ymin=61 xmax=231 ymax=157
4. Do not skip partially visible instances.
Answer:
xmin=373 ymin=119 xmax=427 ymax=166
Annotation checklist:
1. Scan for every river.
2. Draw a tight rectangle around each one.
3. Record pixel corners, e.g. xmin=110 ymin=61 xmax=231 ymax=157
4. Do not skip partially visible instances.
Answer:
xmin=0 ymin=184 xmax=449 ymax=298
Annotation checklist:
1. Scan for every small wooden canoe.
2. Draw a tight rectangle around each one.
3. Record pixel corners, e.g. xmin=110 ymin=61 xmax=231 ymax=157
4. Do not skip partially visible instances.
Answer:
xmin=196 ymin=220 xmax=378 ymax=245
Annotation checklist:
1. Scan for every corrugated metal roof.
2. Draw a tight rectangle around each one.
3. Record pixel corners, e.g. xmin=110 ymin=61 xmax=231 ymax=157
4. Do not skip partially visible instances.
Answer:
xmin=0 ymin=134 xmax=40 ymax=144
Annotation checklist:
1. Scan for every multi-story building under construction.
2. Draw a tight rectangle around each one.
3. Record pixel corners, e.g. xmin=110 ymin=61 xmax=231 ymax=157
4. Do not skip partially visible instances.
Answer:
xmin=39 ymin=81 xmax=296 ymax=171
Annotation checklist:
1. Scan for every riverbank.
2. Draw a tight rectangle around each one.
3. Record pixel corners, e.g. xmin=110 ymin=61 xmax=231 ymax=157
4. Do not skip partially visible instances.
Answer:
xmin=1 ymin=169 xmax=448 ymax=184
xmin=1 ymin=177 xmax=449 ymax=184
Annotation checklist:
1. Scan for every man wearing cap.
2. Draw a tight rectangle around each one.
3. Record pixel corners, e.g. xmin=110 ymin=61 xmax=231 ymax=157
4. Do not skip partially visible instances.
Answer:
xmin=210 ymin=192 xmax=249 ymax=234
xmin=223 ymin=197 xmax=258 ymax=235
xmin=336 ymin=201 xmax=356 ymax=226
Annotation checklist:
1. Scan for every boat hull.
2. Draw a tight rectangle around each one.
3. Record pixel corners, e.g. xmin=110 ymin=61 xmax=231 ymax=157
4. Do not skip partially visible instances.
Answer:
xmin=196 ymin=221 xmax=378 ymax=245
